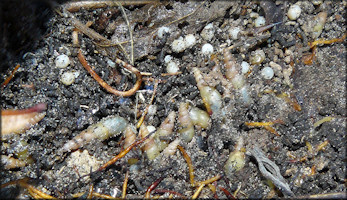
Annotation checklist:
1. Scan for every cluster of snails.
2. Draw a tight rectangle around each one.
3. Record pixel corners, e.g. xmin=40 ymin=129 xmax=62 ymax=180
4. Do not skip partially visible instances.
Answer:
xmin=59 ymin=102 xmax=211 ymax=161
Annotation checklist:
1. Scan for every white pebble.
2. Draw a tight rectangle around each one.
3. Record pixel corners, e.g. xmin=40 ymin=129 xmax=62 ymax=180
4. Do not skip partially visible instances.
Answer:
xmin=287 ymin=4 xmax=301 ymax=20
xmin=201 ymin=23 xmax=215 ymax=41
xmin=201 ymin=43 xmax=214 ymax=55
xmin=184 ymin=34 xmax=196 ymax=48
xmin=164 ymin=55 xmax=172 ymax=63
xmin=261 ymin=67 xmax=274 ymax=79
xmin=241 ymin=61 xmax=250 ymax=74
xmin=166 ymin=61 xmax=179 ymax=74
xmin=61 ymin=71 xmax=75 ymax=85
xmin=55 ymin=55 xmax=70 ymax=68
xmin=171 ymin=37 xmax=186 ymax=53
xmin=157 ymin=27 xmax=170 ymax=39
xmin=254 ymin=16 xmax=266 ymax=27
xmin=228 ymin=27 xmax=241 ymax=40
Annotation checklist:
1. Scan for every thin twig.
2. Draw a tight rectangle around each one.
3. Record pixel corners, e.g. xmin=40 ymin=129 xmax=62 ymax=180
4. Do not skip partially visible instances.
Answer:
xmin=96 ymin=130 xmax=155 ymax=171
xmin=145 ymin=177 xmax=164 ymax=198
xmin=178 ymin=145 xmax=195 ymax=187
xmin=117 ymin=2 xmax=134 ymax=65
xmin=63 ymin=0 xmax=156 ymax=12
xmin=192 ymin=184 xmax=205 ymax=199
xmin=66 ymin=10 xmax=129 ymax=59
xmin=122 ymin=171 xmax=129 ymax=199
xmin=77 ymin=49 xmax=142 ymax=97
xmin=1 ymin=64 xmax=20 ymax=89
xmin=136 ymin=79 xmax=159 ymax=128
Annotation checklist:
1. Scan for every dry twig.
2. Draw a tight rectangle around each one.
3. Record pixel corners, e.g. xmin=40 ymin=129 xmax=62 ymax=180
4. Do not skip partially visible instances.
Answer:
xmin=77 ymin=49 xmax=142 ymax=97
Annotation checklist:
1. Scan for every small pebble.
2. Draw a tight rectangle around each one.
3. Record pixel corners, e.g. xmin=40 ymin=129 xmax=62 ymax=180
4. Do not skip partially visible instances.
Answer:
xmin=61 ymin=71 xmax=76 ymax=85
xmin=254 ymin=16 xmax=266 ymax=27
xmin=288 ymin=4 xmax=302 ymax=20
xmin=55 ymin=54 xmax=70 ymax=68
xmin=261 ymin=67 xmax=274 ymax=80
xmin=201 ymin=43 xmax=214 ymax=55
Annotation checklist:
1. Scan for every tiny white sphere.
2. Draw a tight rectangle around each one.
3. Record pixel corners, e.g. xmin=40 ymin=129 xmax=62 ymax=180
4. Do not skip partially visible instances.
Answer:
xmin=201 ymin=43 xmax=214 ymax=55
xmin=61 ymin=71 xmax=75 ymax=85
xmin=164 ymin=55 xmax=172 ymax=63
xmin=184 ymin=34 xmax=196 ymax=48
xmin=241 ymin=61 xmax=250 ymax=74
xmin=201 ymin=23 xmax=215 ymax=41
xmin=157 ymin=27 xmax=170 ymax=38
xmin=171 ymin=37 xmax=186 ymax=53
xmin=228 ymin=27 xmax=241 ymax=40
xmin=55 ymin=54 xmax=70 ymax=68
xmin=166 ymin=61 xmax=179 ymax=74
xmin=254 ymin=16 xmax=266 ymax=27
xmin=261 ymin=67 xmax=274 ymax=79
xmin=287 ymin=4 xmax=301 ymax=20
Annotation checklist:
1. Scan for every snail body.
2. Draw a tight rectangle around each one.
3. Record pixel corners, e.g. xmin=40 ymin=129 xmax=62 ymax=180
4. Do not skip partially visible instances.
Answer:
xmin=155 ymin=111 xmax=176 ymax=151
xmin=178 ymin=102 xmax=195 ymax=142
xmin=61 ymin=115 xmax=128 ymax=152
xmin=140 ymin=124 xmax=160 ymax=160
xmin=192 ymin=67 xmax=222 ymax=115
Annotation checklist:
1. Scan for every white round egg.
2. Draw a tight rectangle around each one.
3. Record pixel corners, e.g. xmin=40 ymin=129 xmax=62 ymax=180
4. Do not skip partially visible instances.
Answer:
xmin=241 ymin=61 xmax=250 ymax=74
xmin=254 ymin=16 xmax=266 ymax=27
xmin=171 ymin=37 xmax=186 ymax=53
xmin=55 ymin=54 xmax=70 ymax=68
xmin=157 ymin=27 xmax=170 ymax=39
xmin=61 ymin=71 xmax=75 ymax=85
xmin=166 ymin=61 xmax=179 ymax=74
xmin=228 ymin=27 xmax=241 ymax=40
xmin=201 ymin=43 xmax=214 ymax=55
xmin=201 ymin=23 xmax=215 ymax=41
xmin=261 ymin=67 xmax=274 ymax=79
xmin=287 ymin=4 xmax=301 ymax=20
xmin=164 ymin=55 xmax=172 ymax=63
xmin=184 ymin=34 xmax=196 ymax=48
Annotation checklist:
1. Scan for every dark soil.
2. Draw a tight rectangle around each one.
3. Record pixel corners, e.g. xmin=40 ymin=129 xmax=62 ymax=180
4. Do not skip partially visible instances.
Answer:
xmin=1 ymin=1 xmax=346 ymax=199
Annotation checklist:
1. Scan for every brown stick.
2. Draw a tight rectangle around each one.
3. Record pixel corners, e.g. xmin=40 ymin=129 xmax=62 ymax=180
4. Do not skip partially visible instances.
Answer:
xmin=1 ymin=64 xmax=20 ymax=89
xmin=145 ymin=177 xmax=164 ymax=198
xmin=77 ymin=49 xmax=142 ymax=97
xmin=64 ymin=0 xmax=156 ymax=12
xmin=97 ymin=130 xmax=154 ymax=171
